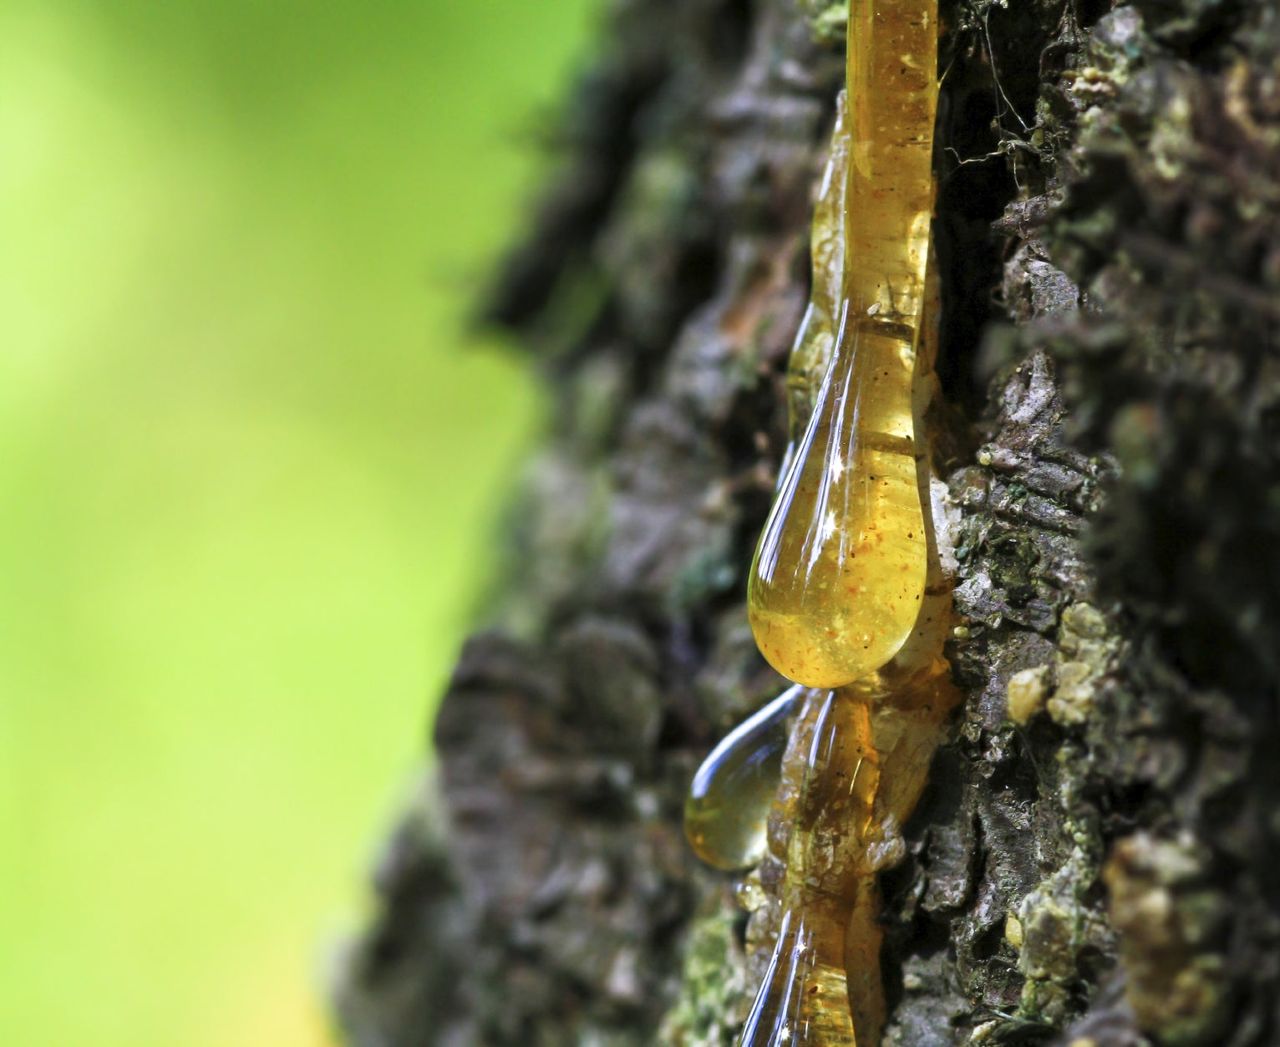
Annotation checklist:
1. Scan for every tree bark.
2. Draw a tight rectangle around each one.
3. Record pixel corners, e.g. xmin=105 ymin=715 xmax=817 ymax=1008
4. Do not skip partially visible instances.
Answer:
xmin=334 ymin=0 xmax=1280 ymax=1043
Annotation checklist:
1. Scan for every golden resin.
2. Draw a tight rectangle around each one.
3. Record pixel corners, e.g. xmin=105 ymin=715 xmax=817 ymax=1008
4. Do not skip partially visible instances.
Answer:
xmin=748 ymin=0 xmax=939 ymax=690
xmin=780 ymin=92 xmax=849 ymax=481
xmin=684 ymin=686 xmax=805 ymax=871
xmin=741 ymin=670 xmax=959 ymax=1047
xmin=680 ymin=0 xmax=947 ymax=1040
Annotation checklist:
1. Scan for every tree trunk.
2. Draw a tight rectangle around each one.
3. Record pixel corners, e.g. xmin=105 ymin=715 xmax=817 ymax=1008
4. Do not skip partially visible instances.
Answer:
xmin=333 ymin=0 xmax=1280 ymax=1043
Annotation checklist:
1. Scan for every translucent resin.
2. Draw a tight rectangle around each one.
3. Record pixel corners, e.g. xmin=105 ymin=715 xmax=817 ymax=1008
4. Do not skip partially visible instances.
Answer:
xmin=779 ymin=92 xmax=849 ymax=482
xmin=742 ymin=669 xmax=959 ymax=1047
xmin=747 ymin=0 xmax=939 ymax=690
xmin=684 ymin=685 xmax=806 ymax=871
xmin=740 ymin=689 xmax=872 ymax=1046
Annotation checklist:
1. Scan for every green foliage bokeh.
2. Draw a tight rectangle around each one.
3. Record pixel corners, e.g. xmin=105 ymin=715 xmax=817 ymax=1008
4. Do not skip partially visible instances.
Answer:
xmin=0 ymin=2 xmax=597 ymax=1044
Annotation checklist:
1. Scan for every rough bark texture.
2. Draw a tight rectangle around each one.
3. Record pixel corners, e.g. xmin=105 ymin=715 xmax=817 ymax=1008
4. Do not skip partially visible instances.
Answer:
xmin=333 ymin=1 xmax=1280 ymax=1044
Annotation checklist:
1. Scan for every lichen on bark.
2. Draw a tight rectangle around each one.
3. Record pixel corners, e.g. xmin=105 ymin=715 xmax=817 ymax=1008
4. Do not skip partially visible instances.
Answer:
xmin=333 ymin=1 xmax=1280 ymax=1044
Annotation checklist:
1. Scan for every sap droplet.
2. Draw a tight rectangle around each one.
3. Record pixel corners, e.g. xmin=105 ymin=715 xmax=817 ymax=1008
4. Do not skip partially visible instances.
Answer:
xmin=683 ymin=685 xmax=805 ymax=871
xmin=748 ymin=306 xmax=928 ymax=689
xmin=747 ymin=0 xmax=940 ymax=692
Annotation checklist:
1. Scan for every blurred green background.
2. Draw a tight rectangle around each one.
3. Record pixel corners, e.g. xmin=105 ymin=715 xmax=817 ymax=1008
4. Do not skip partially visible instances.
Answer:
xmin=0 ymin=2 xmax=597 ymax=1044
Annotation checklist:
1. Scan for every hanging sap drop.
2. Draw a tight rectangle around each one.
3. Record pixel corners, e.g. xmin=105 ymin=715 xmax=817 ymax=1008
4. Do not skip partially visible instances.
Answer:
xmin=746 ymin=0 xmax=938 ymax=692
xmin=747 ymin=306 xmax=928 ymax=690
xmin=683 ymin=685 xmax=805 ymax=871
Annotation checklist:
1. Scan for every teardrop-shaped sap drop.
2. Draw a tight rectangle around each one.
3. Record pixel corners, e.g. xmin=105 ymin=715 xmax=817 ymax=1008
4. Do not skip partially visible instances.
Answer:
xmin=748 ymin=304 xmax=928 ymax=689
xmin=684 ymin=685 xmax=805 ymax=871
xmin=750 ymin=0 xmax=938 ymax=692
